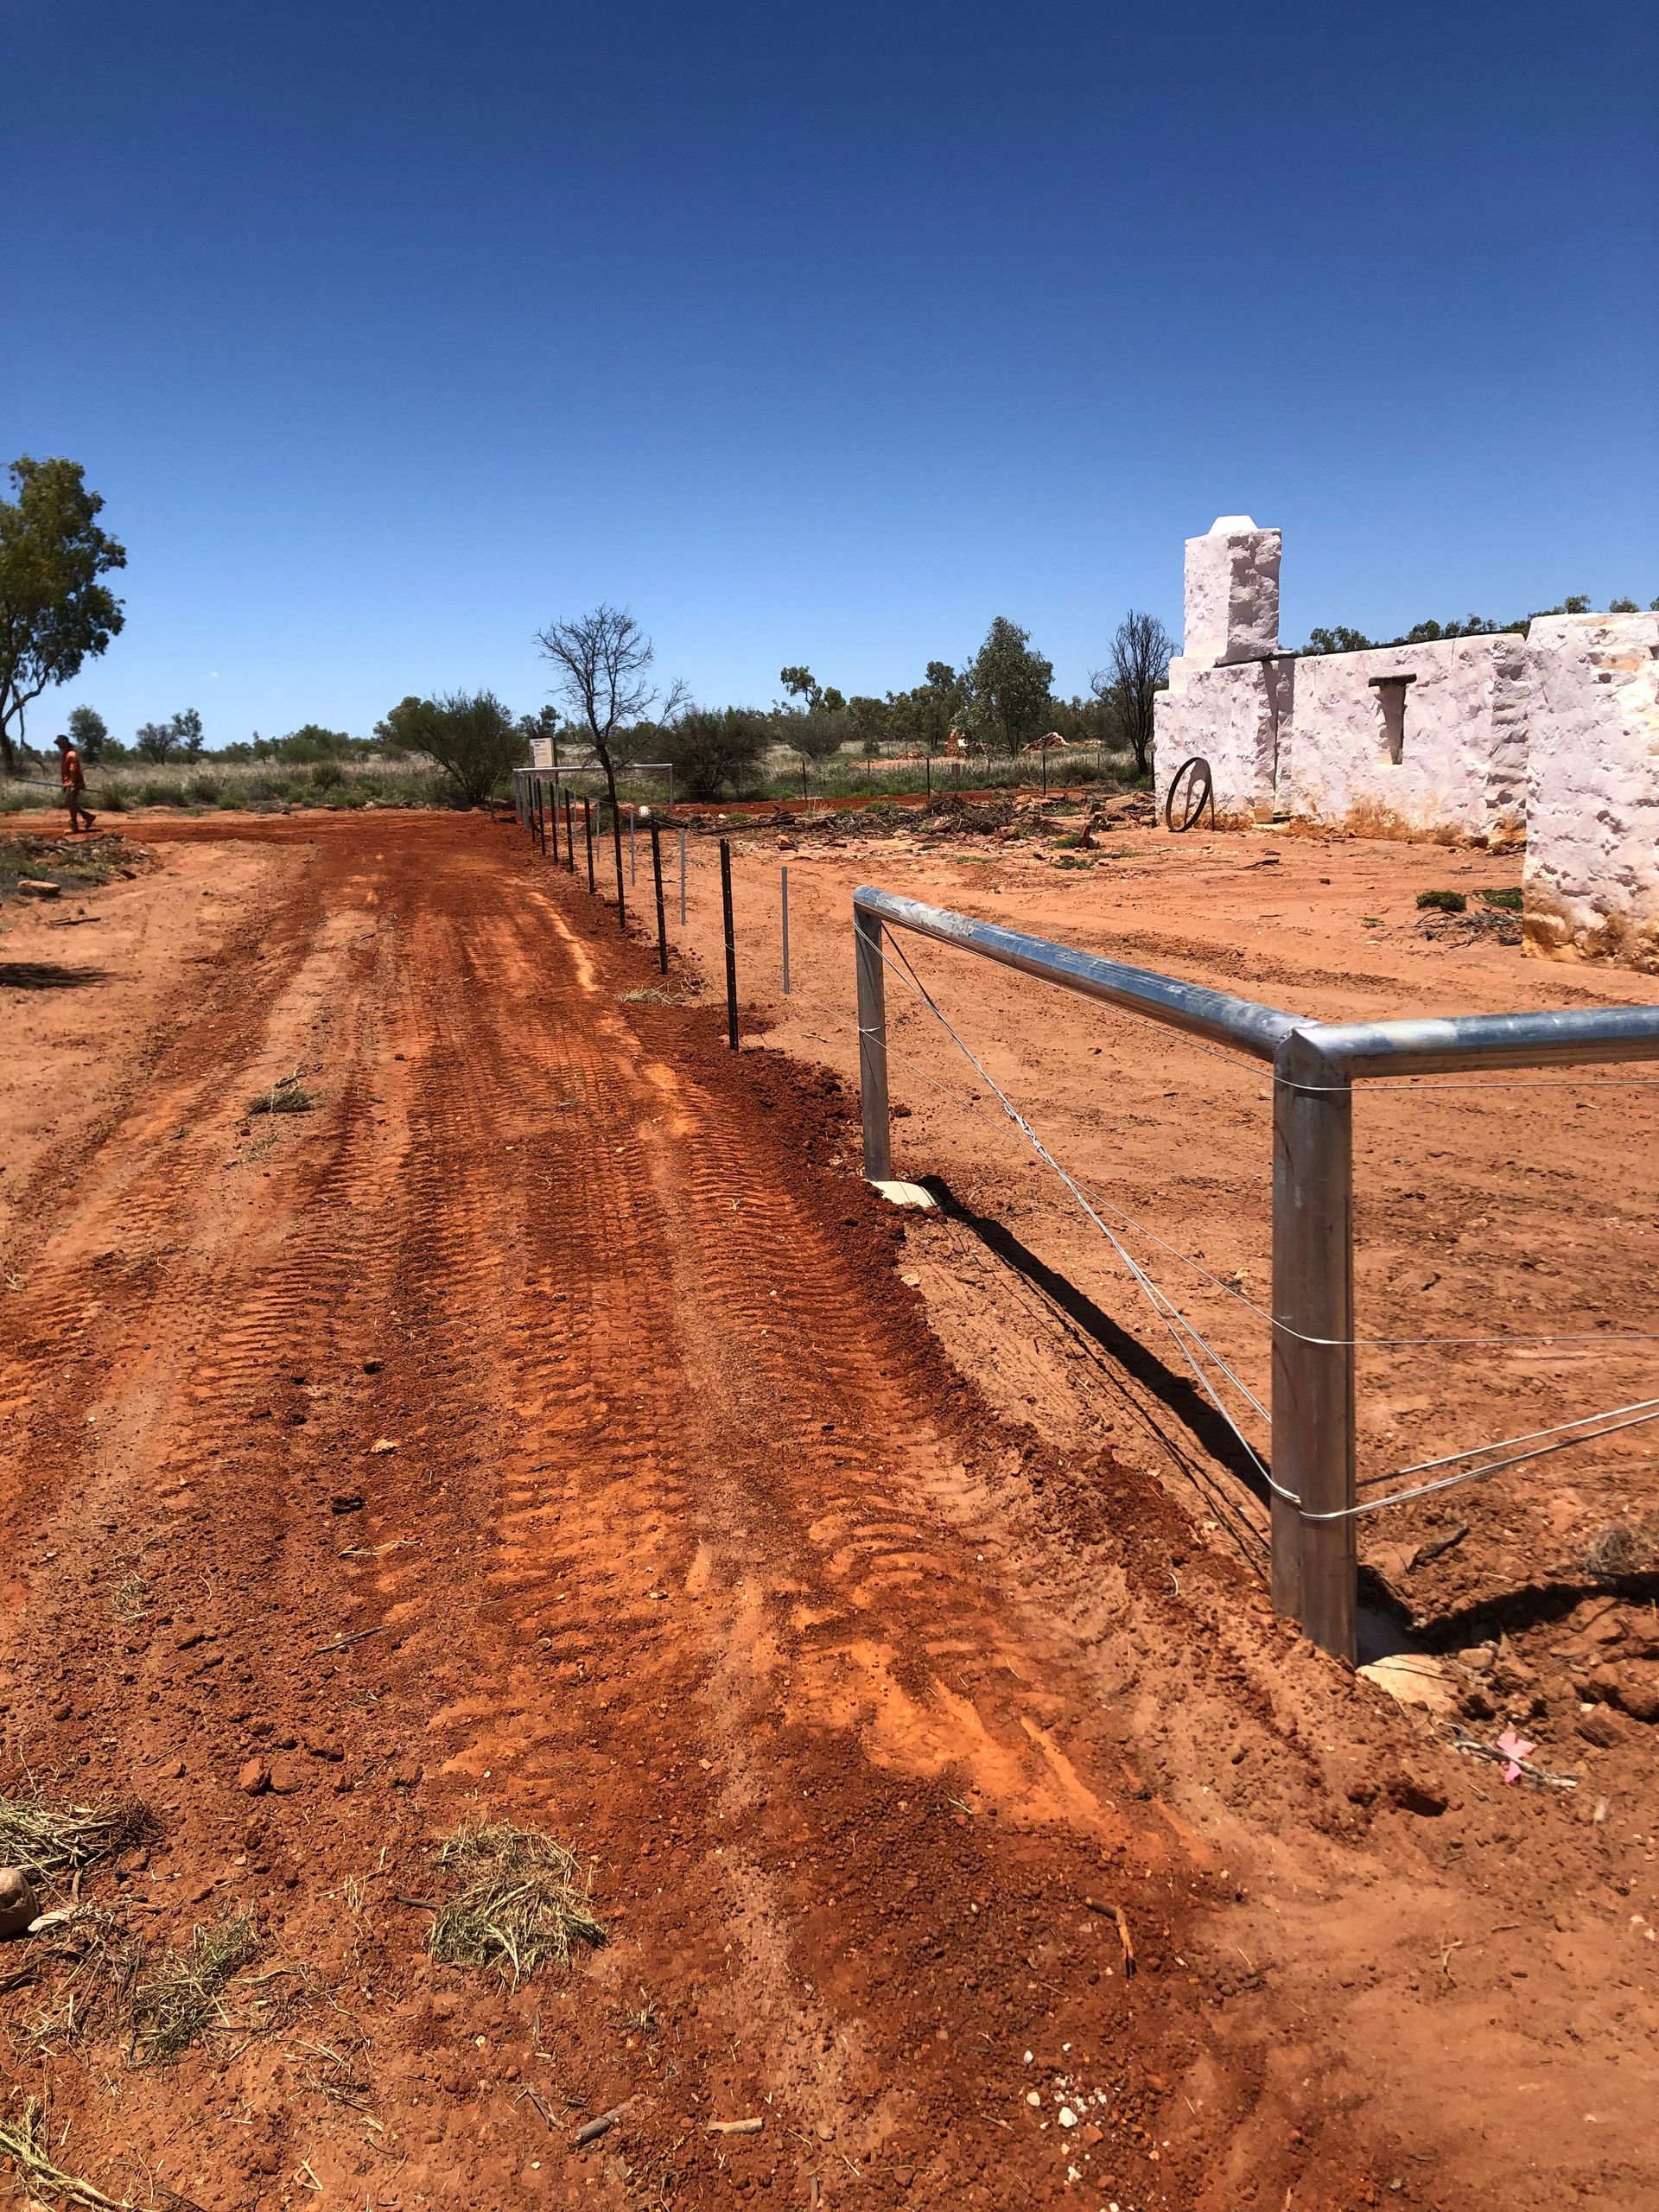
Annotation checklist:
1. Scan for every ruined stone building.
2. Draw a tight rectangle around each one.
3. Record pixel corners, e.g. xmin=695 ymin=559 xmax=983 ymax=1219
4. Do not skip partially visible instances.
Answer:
xmin=1153 ymin=517 xmax=1659 ymax=969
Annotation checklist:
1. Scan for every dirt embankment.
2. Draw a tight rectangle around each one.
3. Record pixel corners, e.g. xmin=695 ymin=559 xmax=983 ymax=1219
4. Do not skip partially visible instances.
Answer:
xmin=0 ymin=812 xmax=1653 ymax=2212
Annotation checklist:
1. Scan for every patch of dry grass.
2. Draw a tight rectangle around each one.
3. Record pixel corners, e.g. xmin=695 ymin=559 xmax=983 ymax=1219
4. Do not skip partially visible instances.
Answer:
xmin=0 ymin=1787 xmax=156 ymax=1887
xmin=24 ymin=1908 xmax=145 ymax=2056
xmin=429 ymin=1821 xmax=604 ymax=1984
xmin=129 ymin=1912 xmax=258 ymax=2066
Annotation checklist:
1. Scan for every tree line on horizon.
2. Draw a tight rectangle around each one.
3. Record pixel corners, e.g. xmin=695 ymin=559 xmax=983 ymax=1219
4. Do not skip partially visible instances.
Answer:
xmin=5 ymin=453 xmax=1656 ymax=800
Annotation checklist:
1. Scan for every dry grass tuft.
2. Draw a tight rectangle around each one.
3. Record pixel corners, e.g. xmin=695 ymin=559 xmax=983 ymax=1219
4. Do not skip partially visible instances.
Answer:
xmin=129 ymin=1912 xmax=258 ymax=2065
xmin=248 ymin=1070 xmax=319 ymax=1116
xmin=429 ymin=1821 xmax=605 ymax=1984
xmin=1586 ymin=1519 xmax=1656 ymax=1580
xmin=0 ymin=1788 xmax=156 ymax=1887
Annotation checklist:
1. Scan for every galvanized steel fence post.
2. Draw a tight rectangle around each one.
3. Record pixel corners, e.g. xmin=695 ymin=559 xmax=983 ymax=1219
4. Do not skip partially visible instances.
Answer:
xmin=610 ymin=800 xmax=626 ymax=930
xmin=678 ymin=827 xmax=687 ymax=926
xmin=584 ymin=800 xmax=595 ymax=893
xmin=564 ymin=793 xmax=575 ymax=871
xmin=1270 ymin=1028 xmax=1357 ymax=1657
xmin=780 ymin=866 xmax=791 ymax=995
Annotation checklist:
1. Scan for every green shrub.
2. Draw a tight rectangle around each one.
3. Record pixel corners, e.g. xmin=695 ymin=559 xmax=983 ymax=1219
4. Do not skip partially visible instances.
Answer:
xmin=1416 ymin=888 xmax=1466 ymax=914
xmin=1479 ymin=886 xmax=1523 ymax=912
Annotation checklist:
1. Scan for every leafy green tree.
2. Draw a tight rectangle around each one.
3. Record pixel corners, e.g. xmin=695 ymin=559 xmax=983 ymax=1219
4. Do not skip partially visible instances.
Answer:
xmin=779 ymin=666 xmax=820 ymax=709
xmin=398 ymin=690 xmax=524 ymax=807
xmin=0 ymin=456 xmax=127 ymax=772
xmin=887 ymin=661 xmax=967 ymax=755
xmin=135 ymin=709 xmax=206 ymax=762
xmin=374 ymin=696 xmax=429 ymax=755
xmin=662 ymin=707 xmax=768 ymax=799
xmin=67 ymin=704 xmax=110 ymax=763
xmin=966 ymin=616 xmax=1053 ymax=754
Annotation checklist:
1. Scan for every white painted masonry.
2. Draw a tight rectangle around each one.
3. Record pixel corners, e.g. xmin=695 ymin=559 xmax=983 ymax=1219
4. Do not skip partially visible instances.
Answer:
xmin=1285 ymin=635 xmax=1528 ymax=845
xmin=1522 ymin=612 xmax=1659 ymax=970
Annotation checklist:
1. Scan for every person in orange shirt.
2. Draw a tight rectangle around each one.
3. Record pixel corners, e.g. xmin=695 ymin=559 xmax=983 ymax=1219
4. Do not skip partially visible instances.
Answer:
xmin=55 ymin=734 xmax=96 ymax=833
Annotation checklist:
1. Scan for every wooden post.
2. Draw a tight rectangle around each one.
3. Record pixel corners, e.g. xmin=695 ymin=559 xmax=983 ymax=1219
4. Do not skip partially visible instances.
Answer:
xmin=854 ymin=903 xmax=891 ymax=1181
xmin=719 ymin=838 xmax=738 ymax=1051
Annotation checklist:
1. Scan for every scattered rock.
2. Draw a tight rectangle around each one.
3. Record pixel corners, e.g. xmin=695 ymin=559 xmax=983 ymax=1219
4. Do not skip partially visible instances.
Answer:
xmin=387 ymin=1758 xmax=423 ymax=1790
xmin=16 ymin=880 xmax=60 ymax=899
xmin=0 ymin=1867 xmax=40 ymax=1939
xmin=370 ymin=1438 xmax=398 ymax=1455
xmin=237 ymin=1757 xmax=270 ymax=1796
xmin=330 ymin=1493 xmax=365 ymax=1515
xmin=362 ymin=1357 xmax=384 ymax=1374
xmin=1576 ymin=1707 xmax=1628 ymax=1750
xmin=267 ymin=1757 xmax=304 ymax=1796
xmin=1359 ymin=1655 xmax=1458 ymax=1719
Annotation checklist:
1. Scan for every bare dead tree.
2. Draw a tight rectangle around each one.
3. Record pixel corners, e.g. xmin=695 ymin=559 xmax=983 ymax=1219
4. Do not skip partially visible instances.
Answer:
xmin=536 ymin=604 xmax=685 ymax=927
xmin=1090 ymin=609 xmax=1172 ymax=779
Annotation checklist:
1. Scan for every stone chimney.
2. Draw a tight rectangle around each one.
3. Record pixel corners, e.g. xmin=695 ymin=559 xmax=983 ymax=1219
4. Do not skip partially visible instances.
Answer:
xmin=1183 ymin=516 xmax=1281 ymax=668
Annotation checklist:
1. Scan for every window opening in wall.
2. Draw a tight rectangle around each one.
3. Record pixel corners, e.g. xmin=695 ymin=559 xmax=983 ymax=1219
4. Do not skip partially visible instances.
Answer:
xmin=1369 ymin=673 xmax=1416 ymax=765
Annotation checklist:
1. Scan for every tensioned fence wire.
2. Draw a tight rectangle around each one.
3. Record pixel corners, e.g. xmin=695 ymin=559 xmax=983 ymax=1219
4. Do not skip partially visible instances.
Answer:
xmin=866 ymin=928 xmax=1659 ymax=1526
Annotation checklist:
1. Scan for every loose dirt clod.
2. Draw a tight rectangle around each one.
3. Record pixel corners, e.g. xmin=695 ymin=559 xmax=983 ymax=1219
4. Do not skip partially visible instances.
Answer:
xmin=129 ymin=1911 xmax=259 ymax=2065
xmin=428 ymin=1821 xmax=604 ymax=1984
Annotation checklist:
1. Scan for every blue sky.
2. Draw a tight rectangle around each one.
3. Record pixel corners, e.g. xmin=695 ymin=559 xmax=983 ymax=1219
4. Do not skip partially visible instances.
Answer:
xmin=7 ymin=0 xmax=1656 ymax=748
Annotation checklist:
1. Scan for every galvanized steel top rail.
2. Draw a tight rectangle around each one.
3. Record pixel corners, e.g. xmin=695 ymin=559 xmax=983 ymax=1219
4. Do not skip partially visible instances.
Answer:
xmin=851 ymin=887 xmax=1659 ymax=1078
xmin=852 ymin=888 xmax=1300 ymax=1061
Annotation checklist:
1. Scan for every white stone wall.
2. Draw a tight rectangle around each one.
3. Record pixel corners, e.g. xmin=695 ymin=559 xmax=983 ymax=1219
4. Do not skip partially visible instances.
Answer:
xmin=1154 ymin=658 xmax=1281 ymax=823
xmin=1523 ymin=612 xmax=1659 ymax=970
xmin=1284 ymin=635 xmax=1529 ymax=846
xmin=1183 ymin=517 xmax=1281 ymax=667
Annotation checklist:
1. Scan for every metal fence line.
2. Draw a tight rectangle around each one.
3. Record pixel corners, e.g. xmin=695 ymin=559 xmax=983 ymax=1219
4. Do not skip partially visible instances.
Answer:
xmin=851 ymin=884 xmax=1659 ymax=1662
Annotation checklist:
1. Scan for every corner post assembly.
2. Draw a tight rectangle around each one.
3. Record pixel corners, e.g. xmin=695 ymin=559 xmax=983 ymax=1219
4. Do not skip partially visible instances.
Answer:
xmin=849 ymin=885 xmax=1659 ymax=1662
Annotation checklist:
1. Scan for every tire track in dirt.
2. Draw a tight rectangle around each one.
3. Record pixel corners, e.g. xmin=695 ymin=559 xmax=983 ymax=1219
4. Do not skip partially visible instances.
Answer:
xmin=0 ymin=817 xmax=1449 ymax=2212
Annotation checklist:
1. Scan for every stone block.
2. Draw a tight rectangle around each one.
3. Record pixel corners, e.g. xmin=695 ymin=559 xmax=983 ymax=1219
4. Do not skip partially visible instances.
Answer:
xmin=1523 ymin=612 xmax=1659 ymax=969
xmin=1183 ymin=516 xmax=1281 ymax=668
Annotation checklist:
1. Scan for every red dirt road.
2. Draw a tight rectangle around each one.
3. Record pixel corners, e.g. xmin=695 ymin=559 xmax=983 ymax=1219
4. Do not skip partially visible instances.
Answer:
xmin=2 ymin=815 xmax=1655 ymax=2212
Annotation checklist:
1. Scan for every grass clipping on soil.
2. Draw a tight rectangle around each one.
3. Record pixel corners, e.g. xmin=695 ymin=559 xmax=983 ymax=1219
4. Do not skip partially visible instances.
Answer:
xmin=0 ymin=1787 xmax=156 ymax=1885
xmin=429 ymin=1821 xmax=604 ymax=1985
xmin=129 ymin=1912 xmax=258 ymax=2065
xmin=248 ymin=1070 xmax=318 ymax=1116
xmin=0 ymin=2100 xmax=126 ymax=2212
